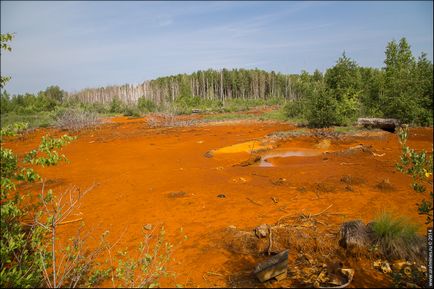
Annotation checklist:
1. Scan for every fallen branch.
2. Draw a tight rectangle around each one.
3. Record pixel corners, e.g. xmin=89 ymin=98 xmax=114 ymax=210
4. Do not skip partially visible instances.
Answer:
xmin=310 ymin=204 xmax=333 ymax=217
xmin=58 ymin=218 xmax=83 ymax=226
xmin=267 ymin=226 xmax=273 ymax=256
xmin=246 ymin=197 xmax=263 ymax=207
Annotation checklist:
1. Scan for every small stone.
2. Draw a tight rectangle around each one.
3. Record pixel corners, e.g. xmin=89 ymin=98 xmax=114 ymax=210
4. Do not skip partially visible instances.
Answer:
xmin=419 ymin=265 xmax=427 ymax=273
xmin=228 ymin=225 xmax=237 ymax=230
xmin=143 ymin=224 xmax=153 ymax=230
xmin=217 ymin=194 xmax=226 ymax=198
xmin=381 ymin=261 xmax=392 ymax=274
xmin=373 ymin=259 xmax=382 ymax=268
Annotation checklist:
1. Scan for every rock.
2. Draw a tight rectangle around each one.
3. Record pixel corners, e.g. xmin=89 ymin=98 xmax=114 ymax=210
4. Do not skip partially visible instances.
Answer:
xmin=271 ymin=178 xmax=287 ymax=186
xmin=419 ymin=265 xmax=427 ymax=273
xmin=227 ymin=225 xmax=237 ymax=230
xmin=373 ymin=259 xmax=382 ymax=268
xmin=381 ymin=261 xmax=392 ymax=274
xmin=167 ymin=191 xmax=187 ymax=198
xmin=255 ymin=224 xmax=269 ymax=238
xmin=357 ymin=117 xmax=400 ymax=132
xmin=217 ymin=194 xmax=226 ymax=198
xmin=143 ymin=224 xmax=153 ymax=231
xmin=204 ymin=151 xmax=213 ymax=158
xmin=254 ymin=250 xmax=289 ymax=283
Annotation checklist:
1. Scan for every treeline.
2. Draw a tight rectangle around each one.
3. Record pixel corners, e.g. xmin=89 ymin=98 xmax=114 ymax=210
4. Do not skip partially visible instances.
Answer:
xmin=285 ymin=38 xmax=433 ymax=127
xmin=66 ymin=68 xmax=296 ymax=105
xmin=1 ymin=37 xmax=432 ymax=127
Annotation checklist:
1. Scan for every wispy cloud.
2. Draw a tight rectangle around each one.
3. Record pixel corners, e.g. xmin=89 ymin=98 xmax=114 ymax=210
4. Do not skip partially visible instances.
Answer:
xmin=1 ymin=1 xmax=432 ymax=94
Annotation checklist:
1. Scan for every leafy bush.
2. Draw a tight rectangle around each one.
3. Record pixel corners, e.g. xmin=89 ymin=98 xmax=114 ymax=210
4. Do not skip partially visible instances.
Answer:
xmin=283 ymin=99 xmax=305 ymax=119
xmin=137 ymin=97 xmax=157 ymax=113
xmin=0 ymin=122 xmax=28 ymax=137
xmin=109 ymin=97 xmax=124 ymax=114
xmin=396 ymin=126 xmax=433 ymax=224
xmin=112 ymin=226 xmax=175 ymax=288
xmin=1 ymin=131 xmax=75 ymax=287
xmin=306 ymin=85 xmax=339 ymax=128
xmin=122 ymin=106 xmax=141 ymax=118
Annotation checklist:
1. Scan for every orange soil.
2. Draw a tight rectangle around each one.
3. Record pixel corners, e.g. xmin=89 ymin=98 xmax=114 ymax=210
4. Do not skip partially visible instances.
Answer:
xmin=4 ymin=116 xmax=433 ymax=288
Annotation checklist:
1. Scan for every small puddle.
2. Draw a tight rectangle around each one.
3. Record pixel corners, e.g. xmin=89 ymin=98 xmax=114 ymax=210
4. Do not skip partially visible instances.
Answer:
xmin=259 ymin=149 xmax=322 ymax=167
xmin=212 ymin=140 xmax=273 ymax=155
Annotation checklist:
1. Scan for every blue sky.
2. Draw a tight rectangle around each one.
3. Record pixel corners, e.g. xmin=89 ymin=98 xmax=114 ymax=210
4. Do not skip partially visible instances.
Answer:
xmin=1 ymin=1 xmax=432 ymax=95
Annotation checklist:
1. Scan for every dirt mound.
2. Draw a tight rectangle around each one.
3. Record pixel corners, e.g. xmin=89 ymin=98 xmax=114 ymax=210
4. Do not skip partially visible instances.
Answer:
xmin=325 ymin=144 xmax=374 ymax=157
xmin=375 ymin=179 xmax=395 ymax=192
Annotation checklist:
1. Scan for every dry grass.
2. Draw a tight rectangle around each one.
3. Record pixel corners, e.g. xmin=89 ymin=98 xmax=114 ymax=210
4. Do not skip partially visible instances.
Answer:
xmin=55 ymin=109 xmax=100 ymax=131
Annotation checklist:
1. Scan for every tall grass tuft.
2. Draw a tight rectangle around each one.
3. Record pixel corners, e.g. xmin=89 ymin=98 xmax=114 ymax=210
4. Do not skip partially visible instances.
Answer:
xmin=372 ymin=212 xmax=425 ymax=262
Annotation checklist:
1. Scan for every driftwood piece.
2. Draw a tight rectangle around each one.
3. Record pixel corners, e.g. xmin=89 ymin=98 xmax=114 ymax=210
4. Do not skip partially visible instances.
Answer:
xmin=254 ymin=250 xmax=288 ymax=282
xmin=357 ymin=118 xmax=400 ymax=132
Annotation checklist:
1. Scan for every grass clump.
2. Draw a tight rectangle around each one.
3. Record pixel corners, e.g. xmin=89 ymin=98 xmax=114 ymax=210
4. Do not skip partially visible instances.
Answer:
xmin=371 ymin=212 xmax=424 ymax=262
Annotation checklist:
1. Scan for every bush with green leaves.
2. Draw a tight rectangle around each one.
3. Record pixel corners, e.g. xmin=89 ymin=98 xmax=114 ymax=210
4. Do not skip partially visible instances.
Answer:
xmin=0 ymin=122 xmax=29 ymax=137
xmin=137 ymin=97 xmax=157 ymax=113
xmin=396 ymin=126 xmax=433 ymax=224
xmin=1 ymin=129 xmax=75 ymax=287
xmin=123 ymin=106 xmax=142 ymax=118
xmin=109 ymin=97 xmax=124 ymax=114
xmin=305 ymin=83 xmax=340 ymax=128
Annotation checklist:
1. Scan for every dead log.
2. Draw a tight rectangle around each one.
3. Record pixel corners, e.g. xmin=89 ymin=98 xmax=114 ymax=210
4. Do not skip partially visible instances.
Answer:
xmin=254 ymin=250 xmax=288 ymax=282
xmin=357 ymin=118 xmax=400 ymax=132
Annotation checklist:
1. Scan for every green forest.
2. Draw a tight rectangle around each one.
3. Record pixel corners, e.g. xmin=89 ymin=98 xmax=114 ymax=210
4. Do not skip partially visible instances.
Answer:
xmin=1 ymin=37 xmax=433 ymax=128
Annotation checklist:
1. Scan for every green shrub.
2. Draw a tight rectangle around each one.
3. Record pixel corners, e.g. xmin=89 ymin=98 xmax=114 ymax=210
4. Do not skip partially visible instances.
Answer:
xmin=1 ymin=132 xmax=75 ymax=287
xmin=283 ymin=99 xmax=305 ymax=118
xmin=306 ymin=86 xmax=339 ymax=128
xmin=123 ymin=106 xmax=141 ymax=118
xmin=396 ymin=126 xmax=433 ymax=224
xmin=372 ymin=212 xmax=419 ymax=241
xmin=110 ymin=97 xmax=124 ymax=114
xmin=137 ymin=97 xmax=157 ymax=113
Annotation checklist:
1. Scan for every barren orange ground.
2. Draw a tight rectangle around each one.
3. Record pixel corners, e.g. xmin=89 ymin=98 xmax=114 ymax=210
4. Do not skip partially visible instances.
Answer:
xmin=4 ymin=115 xmax=433 ymax=288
